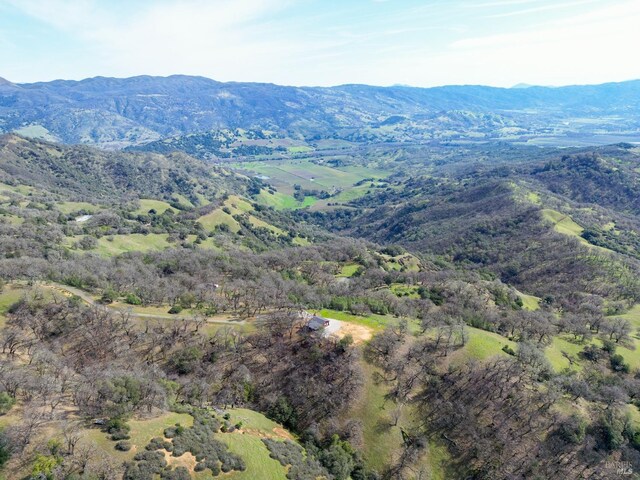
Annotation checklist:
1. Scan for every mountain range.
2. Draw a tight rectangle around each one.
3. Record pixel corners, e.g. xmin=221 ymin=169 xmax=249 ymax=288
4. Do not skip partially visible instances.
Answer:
xmin=1 ymin=75 xmax=640 ymax=149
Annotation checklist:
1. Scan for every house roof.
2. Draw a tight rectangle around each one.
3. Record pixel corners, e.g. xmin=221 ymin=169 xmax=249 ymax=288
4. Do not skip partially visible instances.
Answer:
xmin=307 ymin=315 xmax=329 ymax=330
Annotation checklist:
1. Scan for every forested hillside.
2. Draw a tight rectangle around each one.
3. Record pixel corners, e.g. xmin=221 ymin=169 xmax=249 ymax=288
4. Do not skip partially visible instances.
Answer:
xmin=2 ymin=133 xmax=640 ymax=479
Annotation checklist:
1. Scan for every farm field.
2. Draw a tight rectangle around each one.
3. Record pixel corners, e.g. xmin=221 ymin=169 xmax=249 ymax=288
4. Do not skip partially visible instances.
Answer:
xmin=230 ymin=159 xmax=389 ymax=209
xmin=256 ymin=190 xmax=316 ymax=210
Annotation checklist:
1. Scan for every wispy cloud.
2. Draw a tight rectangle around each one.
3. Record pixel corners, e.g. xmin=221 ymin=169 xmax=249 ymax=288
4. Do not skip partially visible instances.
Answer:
xmin=1 ymin=0 xmax=639 ymax=87
xmin=484 ymin=0 xmax=601 ymax=18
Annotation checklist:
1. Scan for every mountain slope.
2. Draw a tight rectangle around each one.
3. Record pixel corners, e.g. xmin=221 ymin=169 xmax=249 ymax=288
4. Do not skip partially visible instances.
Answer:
xmin=0 ymin=133 xmax=247 ymax=203
xmin=305 ymin=146 xmax=640 ymax=309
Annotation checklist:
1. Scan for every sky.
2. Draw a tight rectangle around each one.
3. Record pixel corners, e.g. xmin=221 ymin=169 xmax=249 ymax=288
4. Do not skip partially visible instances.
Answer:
xmin=1 ymin=0 xmax=639 ymax=87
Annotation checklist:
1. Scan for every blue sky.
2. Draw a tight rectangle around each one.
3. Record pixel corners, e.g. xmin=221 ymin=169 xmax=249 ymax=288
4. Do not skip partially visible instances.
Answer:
xmin=1 ymin=0 xmax=639 ymax=87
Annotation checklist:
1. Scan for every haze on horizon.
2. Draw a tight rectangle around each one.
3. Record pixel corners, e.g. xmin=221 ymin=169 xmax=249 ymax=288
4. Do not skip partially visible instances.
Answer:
xmin=1 ymin=0 xmax=639 ymax=88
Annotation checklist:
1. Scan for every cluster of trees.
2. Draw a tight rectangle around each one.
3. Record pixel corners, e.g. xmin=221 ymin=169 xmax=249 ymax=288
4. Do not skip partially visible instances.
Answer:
xmin=0 ymin=286 xmax=366 ymax=477
xmin=364 ymin=314 xmax=640 ymax=479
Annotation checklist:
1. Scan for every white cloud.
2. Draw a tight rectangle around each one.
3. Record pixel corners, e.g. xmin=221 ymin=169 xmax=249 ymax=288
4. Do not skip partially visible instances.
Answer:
xmin=2 ymin=0 xmax=639 ymax=86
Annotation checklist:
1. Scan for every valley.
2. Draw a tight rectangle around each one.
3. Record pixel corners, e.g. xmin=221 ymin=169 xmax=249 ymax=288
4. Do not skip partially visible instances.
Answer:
xmin=3 ymin=0 xmax=640 ymax=474
xmin=0 ymin=81 xmax=640 ymax=480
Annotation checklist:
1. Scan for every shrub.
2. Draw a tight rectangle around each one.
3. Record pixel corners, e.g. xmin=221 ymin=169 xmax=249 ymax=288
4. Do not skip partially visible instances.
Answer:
xmin=107 ymin=417 xmax=131 ymax=434
xmin=107 ymin=417 xmax=131 ymax=441
xmin=116 ymin=441 xmax=132 ymax=451
xmin=611 ymin=354 xmax=630 ymax=373
xmin=125 ymin=293 xmax=142 ymax=305
xmin=262 ymin=438 xmax=328 ymax=479
xmin=31 ymin=454 xmax=63 ymax=479
xmin=0 ymin=392 xmax=16 ymax=415
xmin=100 ymin=288 xmax=118 ymax=304
xmin=146 ymin=437 xmax=165 ymax=450
xmin=160 ymin=466 xmax=191 ymax=480
xmin=168 ymin=305 xmax=183 ymax=314
xmin=602 ymin=339 xmax=617 ymax=354
xmin=501 ymin=345 xmax=516 ymax=356
xmin=111 ymin=431 xmax=131 ymax=441
xmin=558 ymin=414 xmax=587 ymax=444
xmin=125 ymin=450 xmax=167 ymax=479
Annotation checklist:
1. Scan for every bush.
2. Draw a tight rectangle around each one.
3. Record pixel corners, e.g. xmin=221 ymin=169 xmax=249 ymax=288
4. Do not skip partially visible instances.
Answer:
xmin=602 ymin=339 xmax=617 ymax=354
xmin=146 ymin=437 xmax=165 ymax=451
xmin=161 ymin=466 xmax=191 ymax=480
xmin=111 ymin=431 xmax=131 ymax=441
xmin=107 ymin=417 xmax=131 ymax=441
xmin=0 ymin=392 xmax=16 ymax=415
xmin=501 ymin=345 xmax=516 ymax=356
xmin=0 ymin=431 xmax=10 ymax=468
xmin=100 ymin=289 xmax=118 ymax=304
xmin=611 ymin=354 xmax=630 ymax=373
xmin=116 ymin=441 xmax=132 ymax=451
xmin=262 ymin=438 xmax=328 ymax=479
xmin=107 ymin=417 xmax=131 ymax=434
xmin=558 ymin=414 xmax=587 ymax=444
xmin=124 ymin=450 xmax=167 ymax=479
xmin=168 ymin=305 xmax=183 ymax=314
xmin=125 ymin=293 xmax=142 ymax=305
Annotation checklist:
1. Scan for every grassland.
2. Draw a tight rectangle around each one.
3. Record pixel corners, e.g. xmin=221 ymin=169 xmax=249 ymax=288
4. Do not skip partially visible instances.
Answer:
xmin=381 ymin=253 xmax=421 ymax=272
xmin=197 ymin=208 xmax=241 ymax=232
xmin=256 ymin=190 xmax=316 ymax=210
xmin=542 ymin=209 xmax=585 ymax=238
xmin=390 ymin=283 xmax=420 ymax=299
xmin=541 ymin=208 xmax=619 ymax=255
xmin=545 ymin=335 xmax=592 ymax=372
xmin=337 ymin=264 xmax=361 ymax=277
xmin=95 ymin=234 xmax=173 ymax=255
xmin=351 ymin=362 xmax=403 ymax=471
xmin=134 ymin=199 xmax=176 ymax=215
xmin=213 ymin=434 xmax=287 ymax=480
xmin=209 ymin=408 xmax=291 ymax=479
xmin=350 ymin=362 xmax=447 ymax=478
xmin=0 ymin=284 xmax=24 ymax=327
xmin=84 ymin=412 xmax=195 ymax=462
xmin=12 ymin=124 xmax=58 ymax=142
xmin=287 ymin=146 xmax=313 ymax=153
xmin=515 ymin=290 xmax=541 ymax=310
xmin=447 ymin=327 xmax=516 ymax=365
xmin=0 ymin=182 xmax=36 ymax=196
xmin=318 ymin=309 xmax=401 ymax=332
xmin=12 ymin=404 xmax=290 ymax=479
xmin=57 ymin=201 xmax=100 ymax=214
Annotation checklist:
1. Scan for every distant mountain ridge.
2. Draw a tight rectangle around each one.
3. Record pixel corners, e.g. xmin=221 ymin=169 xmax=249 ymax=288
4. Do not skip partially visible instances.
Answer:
xmin=1 ymin=75 xmax=640 ymax=148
